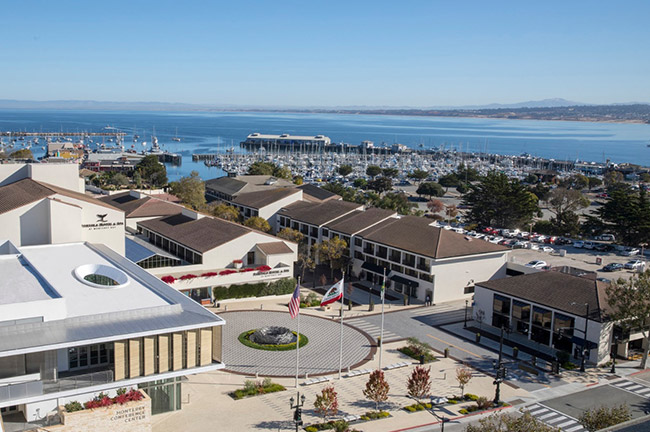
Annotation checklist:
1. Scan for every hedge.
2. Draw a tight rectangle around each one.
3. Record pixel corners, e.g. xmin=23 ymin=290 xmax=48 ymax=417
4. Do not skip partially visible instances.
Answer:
xmin=212 ymin=277 xmax=296 ymax=300
xmin=238 ymin=330 xmax=308 ymax=351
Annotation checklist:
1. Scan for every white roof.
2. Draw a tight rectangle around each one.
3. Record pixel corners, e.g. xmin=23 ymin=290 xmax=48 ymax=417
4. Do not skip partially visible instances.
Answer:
xmin=246 ymin=133 xmax=330 ymax=140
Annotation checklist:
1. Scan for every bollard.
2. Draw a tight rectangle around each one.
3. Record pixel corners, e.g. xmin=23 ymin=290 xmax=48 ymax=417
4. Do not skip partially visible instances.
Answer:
xmin=444 ymin=347 xmax=449 ymax=358
xmin=347 ymin=366 xmax=351 ymax=373
xmin=224 ymin=305 xmax=228 ymax=311
xmin=305 ymin=373 xmax=309 ymax=380
xmin=420 ymin=354 xmax=425 ymax=365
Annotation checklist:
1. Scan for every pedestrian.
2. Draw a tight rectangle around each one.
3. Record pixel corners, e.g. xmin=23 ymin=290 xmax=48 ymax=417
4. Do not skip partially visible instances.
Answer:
xmin=425 ymin=294 xmax=431 ymax=307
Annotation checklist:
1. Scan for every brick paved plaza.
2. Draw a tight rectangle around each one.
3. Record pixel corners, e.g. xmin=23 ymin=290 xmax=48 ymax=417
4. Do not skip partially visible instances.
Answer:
xmin=220 ymin=310 xmax=375 ymax=376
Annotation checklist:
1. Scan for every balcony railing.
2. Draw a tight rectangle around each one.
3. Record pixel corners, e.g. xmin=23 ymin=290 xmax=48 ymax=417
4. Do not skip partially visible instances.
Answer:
xmin=43 ymin=369 xmax=114 ymax=394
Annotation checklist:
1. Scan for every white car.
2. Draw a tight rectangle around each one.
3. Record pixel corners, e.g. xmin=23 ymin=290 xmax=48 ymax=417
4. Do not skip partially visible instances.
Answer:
xmin=489 ymin=236 xmax=504 ymax=244
xmin=624 ymin=260 xmax=644 ymax=269
xmin=573 ymin=241 xmax=584 ymax=248
xmin=583 ymin=241 xmax=595 ymax=250
xmin=622 ymin=248 xmax=640 ymax=256
xmin=529 ymin=243 xmax=540 ymax=250
xmin=542 ymin=246 xmax=554 ymax=253
xmin=525 ymin=260 xmax=547 ymax=269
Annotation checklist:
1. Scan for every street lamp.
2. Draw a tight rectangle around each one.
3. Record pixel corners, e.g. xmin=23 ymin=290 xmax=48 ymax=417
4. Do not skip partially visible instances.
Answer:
xmin=289 ymin=393 xmax=306 ymax=432
xmin=492 ymin=325 xmax=511 ymax=406
xmin=571 ymin=301 xmax=590 ymax=372
xmin=464 ymin=299 xmax=469 ymax=328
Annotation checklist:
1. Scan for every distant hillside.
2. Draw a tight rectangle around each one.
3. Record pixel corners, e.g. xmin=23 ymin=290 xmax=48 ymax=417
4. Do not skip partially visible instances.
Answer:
xmin=289 ymin=104 xmax=650 ymax=124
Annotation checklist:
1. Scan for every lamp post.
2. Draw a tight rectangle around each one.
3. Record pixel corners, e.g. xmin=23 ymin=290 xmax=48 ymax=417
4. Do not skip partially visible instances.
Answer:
xmin=492 ymin=325 xmax=510 ymax=406
xmin=464 ymin=299 xmax=469 ymax=328
xmin=289 ymin=393 xmax=306 ymax=432
xmin=571 ymin=302 xmax=590 ymax=372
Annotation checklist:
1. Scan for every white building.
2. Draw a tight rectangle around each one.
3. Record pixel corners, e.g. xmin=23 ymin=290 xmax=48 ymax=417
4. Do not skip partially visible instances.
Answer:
xmin=241 ymin=133 xmax=331 ymax=149
xmin=0 ymin=240 xmax=225 ymax=428
xmin=0 ymin=163 xmax=84 ymax=193
xmin=473 ymin=270 xmax=627 ymax=365
xmin=137 ymin=209 xmax=298 ymax=302
xmin=0 ymin=177 xmax=125 ymax=255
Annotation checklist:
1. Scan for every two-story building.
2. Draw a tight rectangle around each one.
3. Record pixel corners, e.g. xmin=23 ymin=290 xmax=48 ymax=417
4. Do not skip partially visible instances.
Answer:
xmin=0 ymin=240 xmax=225 ymax=428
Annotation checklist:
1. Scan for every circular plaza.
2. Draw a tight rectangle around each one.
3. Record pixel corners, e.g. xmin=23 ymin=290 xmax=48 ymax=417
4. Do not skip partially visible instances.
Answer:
xmin=220 ymin=310 xmax=374 ymax=377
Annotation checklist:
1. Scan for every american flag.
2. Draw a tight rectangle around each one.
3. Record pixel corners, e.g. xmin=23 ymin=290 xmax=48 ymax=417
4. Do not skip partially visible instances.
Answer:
xmin=288 ymin=282 xmax=300 ymax=319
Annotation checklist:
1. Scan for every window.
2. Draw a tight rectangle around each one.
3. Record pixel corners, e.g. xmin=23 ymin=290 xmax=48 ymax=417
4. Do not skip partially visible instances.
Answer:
xmin=464 ymin=286 xmax=475 ymax=294
xmin=391 ymin=264 xmax=403 ymax=273
xmin=492 ymin=294 xmax=510 ymax=329
xmin=247 ymin=251 xmax=255 ymax=265
xmin=402 ymin=253 xmax=416 ymax=268
xmin=512 ymin=300 xmax=531 ymax=336
xmin=321 ymin=228 xmax=329 ymax=237
xmin=553 ymin=313 xmax=575 ymax=352
xmin=389 ymin=249 xmax=401 ymax=263
xmin=376 ymin=245 xmax=387 ymax=258
xmin=417 ymin=257 xmax=430 ymax=271
xmin=354 ymin=250 xmax=364 ymax=260
xmin=354 ymin=237 xmax=362 ymax=247
xmin=68 ymin=343 xmax=113 ymax=370
xmin=531 ymin=306 xmax=552 ymax=345
xmin=310 ymin=227 xmax=318 ymax=238
xmin=364 ymin=243 xmax=374 ymax=255
xmin=419 ymin=272 xmax=433 ymax=283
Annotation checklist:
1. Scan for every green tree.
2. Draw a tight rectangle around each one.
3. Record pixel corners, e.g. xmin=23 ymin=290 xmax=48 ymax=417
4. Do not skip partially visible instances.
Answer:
xmin=579 ymin=404 xmax=631 ymax=432
xmin=463 ymin=172 xmax=539 ymax=228
xmin=108 ymin=173 xmax=129 ymax=187
xmin=366 ymin=165 xmax=382 ymax=179
xmin=524 ymin=173 xmax=539 ymax=184
xmin=337 ymin=164 xmax=353 ymax=177
xmin=560 ymin=174 xmax=589 ymax=190
xmin=546 ymin=187 xmax=590 ymax=236
xmin=438 ymin=173 xmax=460 ymax=191
xmin=408 ymin=169 xmax=429 ymax=185
xmin=169 ymin=171 xmax=206 ymax=210
xmin=363 ymin=370 xmax=390 ymax=412
xmin=587 ymin=176 xmax=602 ymax=190
xmin=353 ymin=178 xmax=368 ymax=189
xmin=606 ymin=271 xmax=650 ymax=369
xmin=208 ymin=202 xmax=241 ymax=222
xmin=277 ymin=228 xmax=304 ymax=244
xmin=315 ymin=237 xmax=348 ymax=278
xmin=247 ymin=161 xmax=275 ymax=176
xmin=382 ymin=168 xmax=399 ymax=178
xmin=371 ymin=192 xmax=414 ymax=215
xmin=456 ymin=164 xmax=480 ymax=182
xmin=529 ymin=183 xmax=550 ymax=201
xmin=416 ymin=182 xmax=444 ymax=199
xmin=273 ymin=165 xmax=292 ymax=180
xmin=456 ymin=182 xmax=469 ymax=194
xmin=322 ymin=182 xmax=367 ymax=204
xmin=368 ymin=176 xmax=393 ymax=195
xmin=9 ymin=148 xmax=34 ymax=159
xmin=136 ymin=155 xmax=167 ymax=187
xmin=314 ymin=385 xmax=338 ymax=421
xmin=293 ymin=176 xmax=303 ymax=185
xmin=641 ymin=172 xmax=650 ymax=183
xmin=465 ymin=410 xmax=560 ymax=432
xmin=243 ymin=216 xmax=271 ymax=233
xmin=604 ymin=170 xmax=624 ymax=187
xmin=596 ymin=185 xmax=650 ymax=245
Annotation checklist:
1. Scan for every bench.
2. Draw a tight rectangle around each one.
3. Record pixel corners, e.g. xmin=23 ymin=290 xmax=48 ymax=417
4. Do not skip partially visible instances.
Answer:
xmin=302 ymin=376 xmax=331 ymax=386
xmin=345 ymin=368 xmax=372 ymax=378
xmin=342 ymin=414 xmax=361 ymax=423
xmin=385 ymin=361 xmax=410 ymax=370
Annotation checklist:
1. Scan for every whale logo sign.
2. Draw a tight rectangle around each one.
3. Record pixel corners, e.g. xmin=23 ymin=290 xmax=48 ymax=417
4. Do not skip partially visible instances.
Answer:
xmin=96 ymin=214 xmax=108 ymax=222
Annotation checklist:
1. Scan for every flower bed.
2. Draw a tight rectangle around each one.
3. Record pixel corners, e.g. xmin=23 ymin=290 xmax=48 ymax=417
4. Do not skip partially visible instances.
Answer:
xmin=239 ymin=267 xmax=255 ymax=273
xmin=230 ymin=378 xmax=286 ymax=400
xmin=201 ymin=272 xmax=219 ymax=277
xmin=219 ymin=269 xmax=238 ymax=276
xmin=179 ymin=274 xmax=198 ymax=280
xmin=161 ymin=275 xmax=176 ymax=284
xmin=256 ymin=265 xmax=272 ymax=272
xmin=64 ymin=389 xmax=143 ymax=412
xmin=305 ymin=420 xmax=361 ymax=432
xmin=238 ymin=329 xmax=308 ymax=351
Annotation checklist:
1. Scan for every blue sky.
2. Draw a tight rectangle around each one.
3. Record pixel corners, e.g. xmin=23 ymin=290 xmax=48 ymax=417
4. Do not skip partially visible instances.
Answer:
xmin=1 ymin=1 xmax=649 ymax=107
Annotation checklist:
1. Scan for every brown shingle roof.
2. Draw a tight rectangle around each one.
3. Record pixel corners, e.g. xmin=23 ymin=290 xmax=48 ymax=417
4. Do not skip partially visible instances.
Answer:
xmin=280 ymin=200 xmax=361 ymax=226
xmin=297 ymin=184 xmax=340 ymax=202
xmin=358 ymin=216 xmax=507 ymax=259
xmin=477 ymin=271 xmax=612 ymax=322
xmin=205 ymin=175 xmax=295 ymax=197
xmin=138 ymin=214 xmax=252 ymax=253
xmin=256 ymin=242 xmax=294 ymax=255
xmin=232 ymin=188 xmax=301 ymax=209
xmin=99 ymin=192 xmax=181 ymax=217
xmin=325 ymin=208 xmax=397 ymax=236
xmin=0 ymin=178 xmax=117 ymax=215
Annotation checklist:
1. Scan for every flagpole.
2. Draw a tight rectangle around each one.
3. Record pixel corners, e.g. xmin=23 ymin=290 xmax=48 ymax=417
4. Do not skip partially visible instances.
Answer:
xmin=379 ymin=268 xmax=386 ymax=370
xmin=338 ymin=272 xmax=345 ymax=380
xmin=296 ymin=276 xmax=301 ymax=388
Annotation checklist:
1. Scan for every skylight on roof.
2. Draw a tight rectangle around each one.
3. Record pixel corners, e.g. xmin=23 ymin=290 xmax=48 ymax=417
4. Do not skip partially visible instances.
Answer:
xmin=74 ymin=264 xmax=130 ymax=289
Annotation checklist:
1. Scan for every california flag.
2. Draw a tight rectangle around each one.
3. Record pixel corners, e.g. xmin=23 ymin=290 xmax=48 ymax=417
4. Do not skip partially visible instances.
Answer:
xmin=320 ymin=279 xmax=344 ymax=306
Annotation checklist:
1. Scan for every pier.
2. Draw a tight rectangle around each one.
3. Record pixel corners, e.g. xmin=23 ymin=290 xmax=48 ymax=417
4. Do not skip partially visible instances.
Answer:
xmin=1 ymin=132 xmax=126 ymax=138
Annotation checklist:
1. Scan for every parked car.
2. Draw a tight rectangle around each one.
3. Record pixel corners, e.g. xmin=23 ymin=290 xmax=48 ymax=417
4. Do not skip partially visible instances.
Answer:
xmin=513 ymin=241 xmax=527 ymax=249
xmin=595 ymin=243 xmax=615 ymax=252
xmin=556 ymin=237 xmax=573 ymax=245
xmin=603 ymin=263 xmax=624 ymax=272
xmin=583 ymin=241 xmax=595 ymax=250
xmin=525 ymin=260 xmax=547 ymax=269
xmin=597 ymin=234 xmax=616 ymax=242
xmin=573 ymin=241 xmax=585 ymax=248
xmin=624 ymin=260 xmax=644 ymax=270
xmin=530 ymin=243 xmax=540 ymax=250
xmin=541 ymin=246 xmax=554 ymax=253
xmin=621 ymin=248 xmax=640 ymax=256
xmin=544 ymin=236 xmax=557 ymax=244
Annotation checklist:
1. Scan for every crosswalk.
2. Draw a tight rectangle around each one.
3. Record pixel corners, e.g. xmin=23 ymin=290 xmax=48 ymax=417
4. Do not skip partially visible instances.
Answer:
xmin=409 ymin=303 xmax=467 ymax=326
xmin=525 ymin=403 xmax=585 ymax=431
xmin=611 ymin=379 xmax=650 ymax=398
xmin=345 ymin=318 xmax=400 ymax=342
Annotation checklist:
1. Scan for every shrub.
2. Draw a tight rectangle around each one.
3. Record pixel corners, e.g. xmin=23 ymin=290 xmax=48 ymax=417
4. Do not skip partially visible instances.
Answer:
xmin=459 ymin=408 xmax=469 ymax=415
xmin=212 ymin=277 xmax=297 ymax=300
xmin=239 ymin=267 xmax=255 ymax=272
xmin=404 ymin=402 xmax=432 ymax=412
xmin=161 ymin=275 xmax=176 ymax=284
xmin=305 ymin=427 xmax=319 ymax=432
xmin=447 ymin=399 xmax=458 ymax=404
xmin=201 ymin=272 xmax=219 ymax=277
xmin=256 ymin=265 xmax=271 ymax=272
xmin=580 ymin=404 xmax=631 ymax=431
xmin=64 ymin=401 xmax=83 ymax=412
xmin=360 ymin=410 xmax=390 ymax=420
xmin=238 ymin=330 xmax=308 ymax=351
xmin=465 ymin=393 xmax=479 ymax=401
xmin=219 ymin=269 xmax=237 ymax=276
xmin=231 ymin=379 xmax=286 ymax=399
xmin=475 ymin=396 xmax=493 ymax=411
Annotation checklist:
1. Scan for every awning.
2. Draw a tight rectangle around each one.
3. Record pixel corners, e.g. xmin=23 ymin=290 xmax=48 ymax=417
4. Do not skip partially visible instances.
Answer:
xmin=361 ymin=261 xmax=387 ymax=275
xmin=390 ymin=274 xmax=419 ymax=288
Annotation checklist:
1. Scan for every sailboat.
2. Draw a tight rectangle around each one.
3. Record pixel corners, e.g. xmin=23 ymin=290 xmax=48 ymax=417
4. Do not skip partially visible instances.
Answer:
xmin=172 ymin=127 xmax=181 ymax=142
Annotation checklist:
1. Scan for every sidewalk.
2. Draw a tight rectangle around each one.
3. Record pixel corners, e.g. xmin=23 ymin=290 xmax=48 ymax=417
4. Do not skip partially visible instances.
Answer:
xmin=152 ymin=341 xmax=528 ymax=432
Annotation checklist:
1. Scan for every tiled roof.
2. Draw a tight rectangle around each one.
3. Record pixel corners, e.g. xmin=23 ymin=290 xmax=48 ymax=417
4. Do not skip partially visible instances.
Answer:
xmin=325 ymin=208 xmax=397 ymax=236
xmin=256 ymin=242 xmax=294 ymax=255
xmin=0 ymin=178 xmax=116 ymax=215
xmin=297 ymin=184 xmax=340 ymax=202
xmin=358 ymin=216 xmax=507 ymax=259
xmin=99 ymin=192 xmax=181 ymax=218
xmin=232 ymin=188 xmax=301 ymax=209
xmin=138 ymin=214 xmax=251 ymax=253
xmin=280 ymin=200 xmax=361 ymax=226
xmin=477 ymin=271 xmax=612 ymax=322
xmin=205 ymin=175 xmax=295 ymax=197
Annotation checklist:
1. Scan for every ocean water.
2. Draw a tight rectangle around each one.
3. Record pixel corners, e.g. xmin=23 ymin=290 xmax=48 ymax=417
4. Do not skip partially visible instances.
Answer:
xmin=1 ymin=109 xmax=648 ymax=182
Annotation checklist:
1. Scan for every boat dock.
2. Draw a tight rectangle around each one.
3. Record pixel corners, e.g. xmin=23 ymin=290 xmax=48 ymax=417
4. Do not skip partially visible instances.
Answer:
xmin=1 ymin=132 xmax=126 ymax=138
